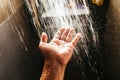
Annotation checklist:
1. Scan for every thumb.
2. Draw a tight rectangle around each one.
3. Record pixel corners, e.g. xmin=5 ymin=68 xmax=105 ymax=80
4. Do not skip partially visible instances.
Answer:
xmin=40 ymin=32 xmax=48 ymax=43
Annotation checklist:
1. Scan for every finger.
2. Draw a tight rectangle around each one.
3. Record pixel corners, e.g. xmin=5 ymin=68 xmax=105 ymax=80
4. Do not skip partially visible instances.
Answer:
xmin=53 ymin=27 xmax=65 ymax=39
xmin=40 ymin=32 xmax=48 ymax=43
xmin=61 ymin=27 xmax=70 ymax=41
xmin=66 ymin=27 xmax=75 ymax=42
xmin=71 ymin=33 xmax=81 ymax=46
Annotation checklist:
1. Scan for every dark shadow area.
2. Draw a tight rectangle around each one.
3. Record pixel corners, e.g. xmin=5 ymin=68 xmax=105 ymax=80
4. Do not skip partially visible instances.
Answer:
xmin=0 ymin=1 xmax=44 ymax=80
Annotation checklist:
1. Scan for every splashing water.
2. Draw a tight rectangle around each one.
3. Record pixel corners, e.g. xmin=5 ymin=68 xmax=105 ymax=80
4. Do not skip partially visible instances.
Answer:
xmin=26 ymin=0 xmax=98 ymax=56
xmin=25 ymin=0 xmax=101 ymax=79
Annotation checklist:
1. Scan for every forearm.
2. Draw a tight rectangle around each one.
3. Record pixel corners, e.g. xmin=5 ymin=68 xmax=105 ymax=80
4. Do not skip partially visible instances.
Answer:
xmin=40 ymin=59 xmax=66 ymax=80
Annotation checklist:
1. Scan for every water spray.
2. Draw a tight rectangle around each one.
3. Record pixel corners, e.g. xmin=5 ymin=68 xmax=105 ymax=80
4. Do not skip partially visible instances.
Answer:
xmin=25 ymin=0 xmax=100 ymax=78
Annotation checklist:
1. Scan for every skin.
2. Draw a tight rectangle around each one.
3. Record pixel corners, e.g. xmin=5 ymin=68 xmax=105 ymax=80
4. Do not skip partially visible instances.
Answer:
xmin=39 ymin=27 xmax=81 ymax=80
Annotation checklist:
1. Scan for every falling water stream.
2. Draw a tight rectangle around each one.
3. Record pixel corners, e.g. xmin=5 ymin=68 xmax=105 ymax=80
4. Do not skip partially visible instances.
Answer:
xmin=25 ymin=0 xmax=98 ymax=55
xmin=25 ymin=0 xmax=102 ymax=80
xmin=0 ymin=0 xmax=103 ymax=80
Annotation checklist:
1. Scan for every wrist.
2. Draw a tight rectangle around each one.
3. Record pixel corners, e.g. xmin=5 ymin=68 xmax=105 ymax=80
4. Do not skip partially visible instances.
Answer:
xmin=40 ymin=59 xmax=66 ymax=80
xmin=44 ymin=59 xmax=66 ymax=75
xmin=45 ymin=59 xmax=67 ymax=68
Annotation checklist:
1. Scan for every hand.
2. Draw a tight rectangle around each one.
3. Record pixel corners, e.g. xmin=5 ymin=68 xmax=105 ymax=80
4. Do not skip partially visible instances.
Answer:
xmin=39 ymin=27 xmax=81 ymax=66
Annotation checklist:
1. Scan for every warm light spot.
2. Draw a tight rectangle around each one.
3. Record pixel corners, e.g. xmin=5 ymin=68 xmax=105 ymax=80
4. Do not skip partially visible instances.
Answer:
xmin=92 ymin=0 xmax=104 ymax=6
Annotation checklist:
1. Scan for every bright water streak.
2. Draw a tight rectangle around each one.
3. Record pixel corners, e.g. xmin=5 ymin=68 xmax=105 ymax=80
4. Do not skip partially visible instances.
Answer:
xmin=32 ymin=0 xmax=98 ymax=55
xmin=25 ymin=0 xmax=100 ymax=78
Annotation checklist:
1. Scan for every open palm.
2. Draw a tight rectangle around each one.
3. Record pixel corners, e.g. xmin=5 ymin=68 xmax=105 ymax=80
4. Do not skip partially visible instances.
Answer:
xmin=39 ymin=27 xmax=81 ymax=66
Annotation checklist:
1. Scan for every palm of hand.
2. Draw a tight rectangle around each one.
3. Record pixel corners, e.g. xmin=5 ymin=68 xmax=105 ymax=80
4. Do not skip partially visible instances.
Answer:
xmin=39 ymin=27 xmax=80 ymax=66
